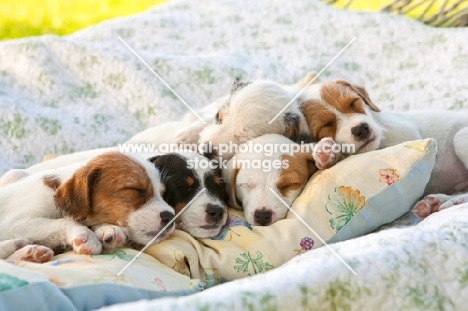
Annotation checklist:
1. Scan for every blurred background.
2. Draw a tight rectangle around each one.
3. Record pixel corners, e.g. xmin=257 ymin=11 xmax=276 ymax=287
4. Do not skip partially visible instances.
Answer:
xmin=0 ymin=0 xmax=467 ymax=41
xmin=0 ymin=0 xmax=167 ymax=40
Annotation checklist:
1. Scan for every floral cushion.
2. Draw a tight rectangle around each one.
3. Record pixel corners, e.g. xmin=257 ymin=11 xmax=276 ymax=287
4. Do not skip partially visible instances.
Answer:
xmin=145 ymin=139 xmax=437 ymax=286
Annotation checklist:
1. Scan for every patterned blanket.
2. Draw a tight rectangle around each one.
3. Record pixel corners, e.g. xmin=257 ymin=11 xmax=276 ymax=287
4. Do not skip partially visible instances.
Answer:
xmin=1 ymin=0 xmax=468 ymax=310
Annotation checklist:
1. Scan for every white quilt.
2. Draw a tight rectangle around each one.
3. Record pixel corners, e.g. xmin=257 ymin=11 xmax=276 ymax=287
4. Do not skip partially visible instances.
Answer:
xmin=1 ymin=0 xmax=468 ymax=310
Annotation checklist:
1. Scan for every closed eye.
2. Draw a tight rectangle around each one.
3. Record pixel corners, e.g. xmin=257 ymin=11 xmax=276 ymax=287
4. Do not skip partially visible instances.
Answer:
xmin=119 ymin=188 xmax=146 ymax=200
xmin=278 ymin=183 xmax=301 ymax=193
xmin=323 ymin=121 xmax=333 ymax=128
xmin=239 ymin=183 xmax=255 ymax=191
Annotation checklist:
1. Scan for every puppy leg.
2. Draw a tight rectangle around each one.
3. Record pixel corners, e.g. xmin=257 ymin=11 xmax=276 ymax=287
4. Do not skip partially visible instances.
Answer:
xmin=92 ymin=225 xmax=129 ymax=249
xmin=0 ymin=239 xmax=31 ymax=259
xmin=412 ymin=194 xmax=453 ymax=218
xmin=312 ymin=137 xmax=345 ymax=170
xmin=2 ymin=218 xmax=102 ymax=255
xmin=454 ymin=127 xmax=468 ymax=169
xmin=6 ymin=245 xmax=54 ymax=263
xmin=438 ymin=193 xmax=468 ymax=210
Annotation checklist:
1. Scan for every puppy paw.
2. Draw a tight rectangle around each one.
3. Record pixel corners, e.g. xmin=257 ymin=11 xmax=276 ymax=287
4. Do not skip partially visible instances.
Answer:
xmin=0 ymin=238 xmax=32 ymax=259
xmin=313 ymin=137 xmax=342 ymax=169
xmin=93 ymin=225 xmax=129 ymax=249
xmin=8 ymin=245 xmax=54 ymax=263
xmin=412 ymin=194 xmax=451 ymax=218
xmin=439 ymin=194 xmax=468 ymax=211
xmin=70 ymin=228 xmax=102 ymax=255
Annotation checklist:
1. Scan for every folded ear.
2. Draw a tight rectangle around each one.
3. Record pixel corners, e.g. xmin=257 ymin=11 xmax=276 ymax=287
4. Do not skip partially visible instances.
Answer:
xmin=283 ymin=112 xmax=300 ymax=142
xmin=227 ymin=166 xmax=242 ymax=210
xmin=54 ymin=164 xmax=101 ymax=221
xmin=336 ymin=80 xmax=380 ymax=112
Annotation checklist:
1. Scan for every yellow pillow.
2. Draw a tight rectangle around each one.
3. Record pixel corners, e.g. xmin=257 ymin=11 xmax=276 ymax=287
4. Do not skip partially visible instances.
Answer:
xmin=145 ymin=139 xmax=436 ymax=287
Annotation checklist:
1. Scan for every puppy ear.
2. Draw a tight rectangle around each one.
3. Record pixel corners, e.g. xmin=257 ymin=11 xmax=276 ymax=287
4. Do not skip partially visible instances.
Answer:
xmin=336 ymin=80 xmax=380 ymax=112
xmin=295 ymin=71 xmax=318 ymax=89
xmin=147 ymin=155 xmax=169 ymax=184
xmin=54 ymin=164 xmax=101 ymax=221
xmin=227 ymin=166 xmax=242 ymax=210
xmin=283 ymin=113 xmax=300 ymax=142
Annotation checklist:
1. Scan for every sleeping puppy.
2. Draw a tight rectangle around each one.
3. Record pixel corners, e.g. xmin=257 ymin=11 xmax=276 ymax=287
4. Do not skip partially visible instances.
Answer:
xmin=124 ymin=73 xmax=318 ymax=160
xmin=299 ymin=79 xmax=468 ymax=217
xmin=222 ymin=134 xmax=340 ymax=226
xmin=174 ymin=76 xmax=316 ymax=160
xmin=0 ymin=151 xmax=175 ymax=262
xmin=148 ymin=151 xmax=228 ymax=238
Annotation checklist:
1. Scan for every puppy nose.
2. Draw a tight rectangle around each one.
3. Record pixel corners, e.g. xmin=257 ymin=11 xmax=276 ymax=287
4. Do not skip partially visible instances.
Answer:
xmin=254 ymin=209 xmax=272 ymax=226
xmin=206 ymin=204 xmax=225 ymax=223
xmin=160 ymin=211 xmax=175 ymax=225
xmin=351 ymin=122 xmax=370 ymax=141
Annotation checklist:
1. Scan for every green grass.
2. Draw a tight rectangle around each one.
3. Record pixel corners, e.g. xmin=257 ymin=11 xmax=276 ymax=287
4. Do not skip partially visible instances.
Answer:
xmin=0 ymin=0 xmax=167 ymax=40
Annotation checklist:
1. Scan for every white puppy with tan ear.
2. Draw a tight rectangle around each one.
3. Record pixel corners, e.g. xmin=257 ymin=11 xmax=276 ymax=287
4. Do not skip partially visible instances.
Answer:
xmin=222 ymin=134 xmax=340 ymax=226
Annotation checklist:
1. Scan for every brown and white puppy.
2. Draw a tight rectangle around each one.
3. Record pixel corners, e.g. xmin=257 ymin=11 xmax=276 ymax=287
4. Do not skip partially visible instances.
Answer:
xmin=173 ymin=77 xmax=315 ymax=160
xmin=0 ymin=151 xmax=175 ymax=263
xmin=222 ymin=134 xmax=339 ymax=226
xmin=299 ymin=79 xmax=468 ymax=217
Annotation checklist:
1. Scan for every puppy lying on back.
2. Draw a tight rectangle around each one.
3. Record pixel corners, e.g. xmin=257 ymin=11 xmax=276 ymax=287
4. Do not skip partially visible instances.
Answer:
xmin=129 ymin=75 xmax=317 ymax=160
xmin=0 ymin=152 xmax=175 ymax=262
xmin=222 ymin=134 xmax=340 ymax=226
xmin=299 ymin=79 xmax=468 ymax=218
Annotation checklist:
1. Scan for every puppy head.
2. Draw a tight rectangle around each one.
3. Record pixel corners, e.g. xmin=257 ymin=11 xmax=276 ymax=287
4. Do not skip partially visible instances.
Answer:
xmin=199 ymin=79 xmax=306 ymax=158
xmin=149 ymin=152 xmax=228 ymax=238
xmin=225 ymin=134 xmax=317 ymax=226
xmin=300 ymin=80 xmax=382 ymax=154
xmin=54 ymin=152 xmax=175 ymax=245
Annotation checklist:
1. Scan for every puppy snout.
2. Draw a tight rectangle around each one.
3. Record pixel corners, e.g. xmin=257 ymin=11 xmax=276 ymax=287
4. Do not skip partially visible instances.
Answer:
xmin=205 ymin=204 xmax=225 ymax=223
xmin=351 ymin=122 xmax=370 ymax=141
xmin=160 ymin=211 xmax=175 ymax=225
xmin=254 ymin=209 xmax=272 ymax=226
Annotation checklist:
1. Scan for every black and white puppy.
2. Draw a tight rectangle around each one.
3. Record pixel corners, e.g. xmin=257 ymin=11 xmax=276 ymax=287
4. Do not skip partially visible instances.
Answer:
xmin=149 ymin=151 xmax=228 ymax=238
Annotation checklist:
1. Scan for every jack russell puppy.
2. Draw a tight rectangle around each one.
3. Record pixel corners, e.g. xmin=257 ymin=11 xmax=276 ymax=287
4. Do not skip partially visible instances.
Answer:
xmin=0 ymin=151 xmax=175 ymax=263
xmin=222 ymin=134 xmax=340 ymax=226
xmin=299 ymin=79 xmax=468 ymax=218
xmin=148 ymin=151 xmax=228 ymax=238
xmin=131 ymin=75 xmax=316 ymax=160
xmin=0 ymin=150 xmax=228 ymax=239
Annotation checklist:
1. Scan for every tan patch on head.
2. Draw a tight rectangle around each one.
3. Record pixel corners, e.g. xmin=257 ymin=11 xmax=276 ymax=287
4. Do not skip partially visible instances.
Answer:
xmin=185 ymin=177 xmax=195 ymax=187
xmin=213 ymin=176 xmax=221 ymax=185
xmin=43 ymin=175 xmax=61 ymax=190
xmin=300 ymin=99 xmax=338 ymax=141
xmin=300 ymin=80 xmax=379 ymax=141
xmin=277 ymin=153 xmax=317 ymax=197
xmin=54 ymin=152 xmax=155 ymax=226
xmin=173 ymin=203 xmax=186 ymax=215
